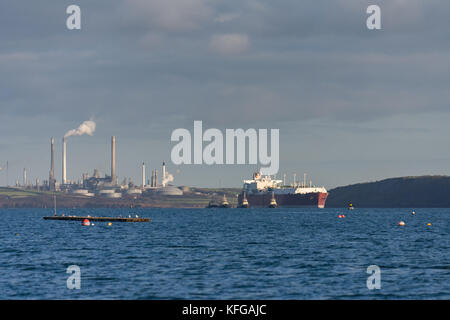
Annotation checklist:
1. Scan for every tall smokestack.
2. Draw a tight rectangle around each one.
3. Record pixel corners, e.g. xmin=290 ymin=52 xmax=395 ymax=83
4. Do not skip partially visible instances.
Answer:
xmin=62 ymin=137 xmax=67 ymax=184
xmin=142 ymin=162 xmax=146 ymax=189
xmin=111 ymin=136 xmax=116 ymax=184
xmin=151 ymin=170 xmax=154 ymax=187
xmin=23 ymin=168 xmax=27 ymax=187
xmin=49 ymin=137 xmax=55 ymax=189
xmin=153 ymin=169 xmax=158 ymax=187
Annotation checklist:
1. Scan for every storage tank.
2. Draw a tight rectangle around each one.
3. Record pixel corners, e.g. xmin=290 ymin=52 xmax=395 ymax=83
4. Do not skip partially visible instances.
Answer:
xmin=105 ymin=192 xmax=122 ymax=198
xmin=180 ymin=186 xmax=190 ymax=193
xmin=72 ymin=189 xmax=89 ymax=195
xmin=157 ymin=186 xmax=183 ymax=196
xmin=98 ymin=189 xmax=116 ymax=196
xmin=126 ymin=188 xmax=142 ymax=195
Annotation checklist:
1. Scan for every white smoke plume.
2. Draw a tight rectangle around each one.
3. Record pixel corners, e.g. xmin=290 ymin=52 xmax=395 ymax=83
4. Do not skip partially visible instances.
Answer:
xmin=64 ymin=120 xmax=96 ymax=138
xmin=162 ymin=172 xmax=174 ymax=186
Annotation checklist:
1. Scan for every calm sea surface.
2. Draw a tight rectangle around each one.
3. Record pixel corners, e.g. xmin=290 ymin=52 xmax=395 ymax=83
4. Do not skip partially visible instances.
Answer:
xmin=0 ymin=208 xmax=448 ymax=299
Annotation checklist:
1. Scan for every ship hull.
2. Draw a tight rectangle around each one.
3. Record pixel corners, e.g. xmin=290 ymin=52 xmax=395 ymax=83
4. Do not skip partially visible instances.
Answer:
xmin=238 ymin=192 xmax=328 ymax=208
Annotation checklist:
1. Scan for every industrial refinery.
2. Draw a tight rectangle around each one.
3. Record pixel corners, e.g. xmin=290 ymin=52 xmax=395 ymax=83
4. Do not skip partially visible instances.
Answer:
xmin=14 ymin=135 xmax=184 ymax=200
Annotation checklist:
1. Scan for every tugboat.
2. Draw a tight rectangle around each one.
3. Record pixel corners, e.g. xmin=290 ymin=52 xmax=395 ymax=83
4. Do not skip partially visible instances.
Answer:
xmin=238 ymin=192 xmax=249 ymax=208
xmin=268 ymin=192 xmax=278 ymax=208
xmin=220 ymin=194 xmax=231 ymax=208
xmin=207 ymin=194 xmax=220 ymax=208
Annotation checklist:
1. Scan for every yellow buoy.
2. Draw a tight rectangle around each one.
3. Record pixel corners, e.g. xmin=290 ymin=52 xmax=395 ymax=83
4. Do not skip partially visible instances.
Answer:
xmin=427 ymin=223 xmax=431 ymax=226
xmin=108 ymin=222 xmax=112 ymax=226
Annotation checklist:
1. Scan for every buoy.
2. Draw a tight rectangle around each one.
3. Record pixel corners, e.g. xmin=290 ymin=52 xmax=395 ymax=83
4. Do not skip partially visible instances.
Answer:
xmin=338 ymin=214 xmax=346 ymax=218
xmin=412 ymin=211 xmax=415 ymax=215
xmin=427 ymin=223 xmax=431 ymax=226
xmin=398 ymin=221 xmax=405 ymax=226
xmin=82 ymin=219 xmax=90 ymax=226
xmin=108 ymin=222 xmax=112 ymax=226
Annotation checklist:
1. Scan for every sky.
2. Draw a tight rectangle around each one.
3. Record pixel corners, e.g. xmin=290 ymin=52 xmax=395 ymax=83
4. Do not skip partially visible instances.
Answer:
xmin=1 ymin=0 xmax=450 ymax=188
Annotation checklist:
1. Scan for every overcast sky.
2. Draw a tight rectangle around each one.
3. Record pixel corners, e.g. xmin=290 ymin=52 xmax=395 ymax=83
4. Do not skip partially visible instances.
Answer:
xmin=1 ymin=0 xmax=450 ymax=188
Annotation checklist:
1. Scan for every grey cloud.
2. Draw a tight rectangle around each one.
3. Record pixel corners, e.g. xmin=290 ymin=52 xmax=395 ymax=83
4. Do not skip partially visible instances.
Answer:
xmin=209 ymin=33 xmax=250 ymax=55
xmin=1 ymin=0 xmax=450 ymax=187
xmin=122 ymin=0 xmax=213 ymax=32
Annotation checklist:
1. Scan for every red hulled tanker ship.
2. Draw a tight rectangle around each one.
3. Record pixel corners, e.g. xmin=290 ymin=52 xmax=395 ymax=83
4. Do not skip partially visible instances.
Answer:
xmin=238 ymin=172 xmax=328 ymax=208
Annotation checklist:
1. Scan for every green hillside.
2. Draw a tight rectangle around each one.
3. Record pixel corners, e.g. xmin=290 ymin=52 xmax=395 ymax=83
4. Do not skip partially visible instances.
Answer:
xmin=327 ymin=176 xmax=450 ymax=208
xmin=0 ymin=187 xmax=41 ymax=198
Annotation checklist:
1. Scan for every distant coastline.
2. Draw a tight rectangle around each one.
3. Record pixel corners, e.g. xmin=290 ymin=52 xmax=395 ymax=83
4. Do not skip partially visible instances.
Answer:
xmin=327 ymin=175 xmax=450 ymax=208
xmin=2 ymin=175 xmax=450 ymax=209
xmin=0 ymin=187 xmax=240 ymax=209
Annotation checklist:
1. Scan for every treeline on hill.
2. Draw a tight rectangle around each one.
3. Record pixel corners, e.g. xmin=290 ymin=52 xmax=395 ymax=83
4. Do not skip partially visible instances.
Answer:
xmin=326 ymin=176 xmax=450 ymax=208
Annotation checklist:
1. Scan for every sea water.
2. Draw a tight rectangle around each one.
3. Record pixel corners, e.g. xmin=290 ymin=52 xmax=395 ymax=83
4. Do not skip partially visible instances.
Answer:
xmin=0 ymin=208 xmax=448 ymax=299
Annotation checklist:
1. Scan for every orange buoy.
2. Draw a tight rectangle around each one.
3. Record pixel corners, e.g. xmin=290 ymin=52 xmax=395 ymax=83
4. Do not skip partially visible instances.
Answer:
xmin=82 ymin=219 xmax=90 ymax=226
xmin=398 ymin=221 xmax=405 ymax=226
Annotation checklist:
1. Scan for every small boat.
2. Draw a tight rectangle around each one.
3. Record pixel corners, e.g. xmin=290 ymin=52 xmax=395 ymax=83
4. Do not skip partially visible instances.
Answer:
xmin=207 ymin=194 xmax=220 ymax=208
xmin=348 ymin=202 xmax=354 ymax=210
xmin=268 ymin=192 xmax=278 ymax=208
xmin=220 ymin=194 xmax=231 ymax=208
xmin=238 ymin=192 xmax=249 ymax=208
xmin=207 ymin=201 xmax=219 ymax=208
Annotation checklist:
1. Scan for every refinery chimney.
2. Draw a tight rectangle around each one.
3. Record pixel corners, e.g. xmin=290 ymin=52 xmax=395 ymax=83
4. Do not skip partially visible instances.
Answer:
xmin=142 ymin=162 xmax=146 ymax=189
xmin=62 ymin=137 xmax=67 ymax=184
xmin=111 ymin=136 xmax=116 ymax=184
xmin=23 ymin=168 xmax=27 ymax=187
xmin=152 ymin=170 xmax=155 ymax=187
xmin=152 ymin=169 xmax=158 ymax=188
